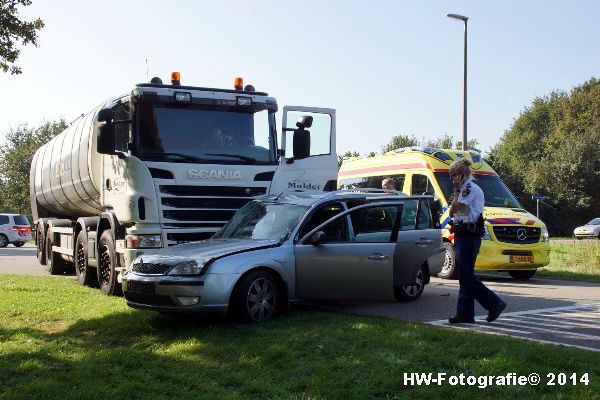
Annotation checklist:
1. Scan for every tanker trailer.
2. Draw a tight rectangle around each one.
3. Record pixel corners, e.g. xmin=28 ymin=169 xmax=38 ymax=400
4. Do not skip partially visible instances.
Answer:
xmin=31 ymin=73 xmax=338 ymax=295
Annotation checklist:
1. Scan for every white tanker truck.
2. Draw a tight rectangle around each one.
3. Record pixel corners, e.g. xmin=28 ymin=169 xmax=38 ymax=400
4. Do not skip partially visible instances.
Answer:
xmin=30 ymin=73 xmax=337 ymax=294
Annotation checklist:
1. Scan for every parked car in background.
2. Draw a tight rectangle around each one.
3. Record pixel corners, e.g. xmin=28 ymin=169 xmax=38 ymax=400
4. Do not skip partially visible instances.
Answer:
xmin=123 ymin=190 xmax=444 ymax=322
xmin=574 ymin=218 xmax=600 ymax=239
xmin=0 ymin=214 xmax=32 ymax=247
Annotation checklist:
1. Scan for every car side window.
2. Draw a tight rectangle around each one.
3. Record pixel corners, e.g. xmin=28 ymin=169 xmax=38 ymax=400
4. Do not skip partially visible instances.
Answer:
xmin=299 ymin=202 xmax=348 ymax=242
xmin=0 ymin=215 xmax=9 ymax=225
xmin=349 ymin=205 xmax=399 ymax=243
xmin=417 ymin=199 xmax=432 ymax=229
xmin=399 ymin=199 xmax=418 ymax=231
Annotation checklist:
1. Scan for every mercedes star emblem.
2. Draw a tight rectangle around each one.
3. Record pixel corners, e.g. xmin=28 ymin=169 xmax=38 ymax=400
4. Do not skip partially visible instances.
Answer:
xmin=516 ymin=228 xmax=527 ymax=241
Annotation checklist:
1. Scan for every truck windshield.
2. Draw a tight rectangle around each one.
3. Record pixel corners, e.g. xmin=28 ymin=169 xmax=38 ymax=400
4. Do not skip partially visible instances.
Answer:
xmin=434 ymin=172 xmax=521 ymax=208
xmin=213 ymin=201 xmax=309 ymax=241
xmin=137 ymin=105 xmax=277 ymax=164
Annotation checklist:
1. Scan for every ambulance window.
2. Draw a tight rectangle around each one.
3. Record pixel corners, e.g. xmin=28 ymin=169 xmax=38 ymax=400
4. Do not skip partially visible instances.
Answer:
xmin=411 ymin=174 xmax=434 ymax=195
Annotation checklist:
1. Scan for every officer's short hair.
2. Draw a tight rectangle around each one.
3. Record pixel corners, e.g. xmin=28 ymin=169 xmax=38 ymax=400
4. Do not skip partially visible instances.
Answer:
xmin=449 ymin=159 xmax=473 ymax=179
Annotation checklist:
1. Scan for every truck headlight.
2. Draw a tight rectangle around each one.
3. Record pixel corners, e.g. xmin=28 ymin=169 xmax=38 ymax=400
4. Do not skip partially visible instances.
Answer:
xmin=482 ymin=226 xmax=492 ymax=240
xmin=126 ymin=234 xmax=162 ymax=248
xmin=541 ymin=227 xmax=549 ymax=242
xmin=167 ymin=260 xmax=206 ymax=275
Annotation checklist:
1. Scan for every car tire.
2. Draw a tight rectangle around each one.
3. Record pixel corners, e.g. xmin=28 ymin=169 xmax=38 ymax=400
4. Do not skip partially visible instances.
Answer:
xmin=231 ymin=270 xmax=280 ymax=323
xmin=46 ymin=230 xmax=66 ymax=275
xmin=438 ymin=242 xmax=457 ymax=279
xmin=97 ymin=230 xmax=121 ymax=296
xmin=508 ymin=270 xmax=536 ymax=280
xmin=36 ymin=224 xmax=47 ymax=265
xmin=75 ymin=230 xmax=97 ymax=287
xmin=576 ymin=236 xmax=582 ymax=240
xmin=0 ymin=234 xmax=8 ymax=248
xmin=13 ymin=241 xmax=25 ymax=247
xmin=396 ymin=265 xmax=426 ymax=302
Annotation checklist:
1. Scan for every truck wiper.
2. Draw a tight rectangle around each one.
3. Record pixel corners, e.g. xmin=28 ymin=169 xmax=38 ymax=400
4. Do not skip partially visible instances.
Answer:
xmin=144 ymin=152 xmax=203 ymax=162
xmin=204 ymin=153 xmax=258 ymax=163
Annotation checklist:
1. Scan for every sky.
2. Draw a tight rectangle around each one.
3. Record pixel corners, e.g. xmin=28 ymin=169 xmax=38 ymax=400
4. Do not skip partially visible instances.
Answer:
xmin=1 ymin=0 xmax=600 ymax=156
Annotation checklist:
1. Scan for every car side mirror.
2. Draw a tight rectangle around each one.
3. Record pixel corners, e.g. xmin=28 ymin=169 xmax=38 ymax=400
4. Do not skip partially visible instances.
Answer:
xmin=310 ymin=230 xmax=326 ymax=245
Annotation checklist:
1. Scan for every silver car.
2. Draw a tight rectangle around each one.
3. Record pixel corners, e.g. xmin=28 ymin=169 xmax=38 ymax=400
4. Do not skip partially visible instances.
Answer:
xmin=122 ymin=190 xmax=444 ymax=322
xmin=0 ymin=214 xmax=32 ymax=248
xmin=574 ymin=218 xmax=600 ymax=239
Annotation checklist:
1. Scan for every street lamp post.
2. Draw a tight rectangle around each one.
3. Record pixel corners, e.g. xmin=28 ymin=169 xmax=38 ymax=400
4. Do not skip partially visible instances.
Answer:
xmin=447 ymin=13 xmax=468 ymax=151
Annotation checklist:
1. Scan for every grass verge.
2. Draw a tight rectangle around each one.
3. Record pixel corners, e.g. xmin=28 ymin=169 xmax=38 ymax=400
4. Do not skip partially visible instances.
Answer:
xmin=1 ymin=275 xmax=599 ymax=399
xmin=537 ymin=240 xmax=600 ymax=282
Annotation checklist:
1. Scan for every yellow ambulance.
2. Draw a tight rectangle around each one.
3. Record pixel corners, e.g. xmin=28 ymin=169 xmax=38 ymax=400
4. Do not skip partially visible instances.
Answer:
xmin=338 ymin=147 xmax=550 ymax=279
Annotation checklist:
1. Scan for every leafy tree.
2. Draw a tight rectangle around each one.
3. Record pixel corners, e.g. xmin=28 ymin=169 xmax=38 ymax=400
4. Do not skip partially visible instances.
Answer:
xmin=0 ymin=119 xmax=66 ymax=215
xmin=381 ymin=134 xmax=420 ymax=153
xmin=488 ymin=78 xmax=600 ymax=235
xmin=338 ymin=150 xmax=360 ymax=168
xmin=0 ymin=0 xmax=44 ymax=75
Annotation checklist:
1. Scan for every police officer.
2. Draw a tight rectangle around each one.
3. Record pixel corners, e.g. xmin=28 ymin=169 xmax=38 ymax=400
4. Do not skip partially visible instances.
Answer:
xmin=448 ymin=159 xmax=506 ymax=324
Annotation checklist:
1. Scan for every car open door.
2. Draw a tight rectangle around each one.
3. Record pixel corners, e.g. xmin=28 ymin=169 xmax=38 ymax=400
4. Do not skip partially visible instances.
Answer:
xmin=270 ymin=106 xmax=338 ymax=194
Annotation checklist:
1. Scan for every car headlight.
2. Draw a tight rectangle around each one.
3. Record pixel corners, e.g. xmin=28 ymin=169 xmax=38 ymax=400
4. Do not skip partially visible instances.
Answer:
xmin=167 ymin=259 xmax=207 ymax=275
xmin=126 ymin=234 xmax=162 ymax=248
xmin=541 ymin=227 xmax=549 ymax=242
xmin=482 ymin=226 xmax=492 ymax=240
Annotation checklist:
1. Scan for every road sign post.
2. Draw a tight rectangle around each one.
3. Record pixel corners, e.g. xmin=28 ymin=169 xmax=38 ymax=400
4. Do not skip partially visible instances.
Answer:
xmin=532 ymin=195 xmax=545 ymax=218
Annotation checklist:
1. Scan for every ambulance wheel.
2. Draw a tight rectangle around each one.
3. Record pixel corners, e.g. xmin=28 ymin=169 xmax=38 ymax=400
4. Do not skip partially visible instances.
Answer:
xmin=438 ymin=242 xmax=457 ymax=279
xmin=509 ymin=270 xmax=536 ymax=280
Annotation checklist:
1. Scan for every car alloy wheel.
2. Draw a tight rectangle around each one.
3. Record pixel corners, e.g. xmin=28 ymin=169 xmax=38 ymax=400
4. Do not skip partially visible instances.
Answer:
xmin=246 ymin=276 xmax=276 ymax=322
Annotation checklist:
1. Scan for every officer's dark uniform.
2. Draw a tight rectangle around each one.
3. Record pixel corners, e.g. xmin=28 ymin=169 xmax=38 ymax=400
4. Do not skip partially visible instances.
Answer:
xmin=451 ymin=178 xmax=505 ymax=322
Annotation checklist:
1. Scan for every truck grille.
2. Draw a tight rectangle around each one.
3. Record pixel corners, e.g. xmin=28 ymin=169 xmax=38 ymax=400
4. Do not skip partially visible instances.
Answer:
xmin=158 ymin=184 xmax=269 ymax=246
xmin=493 ymin=226 xmax=541 ymax=244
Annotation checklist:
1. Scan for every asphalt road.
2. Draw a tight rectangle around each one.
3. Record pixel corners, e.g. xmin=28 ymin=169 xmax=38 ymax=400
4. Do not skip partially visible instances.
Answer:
xmin=2 ymin=242 xmax=599 ymax=351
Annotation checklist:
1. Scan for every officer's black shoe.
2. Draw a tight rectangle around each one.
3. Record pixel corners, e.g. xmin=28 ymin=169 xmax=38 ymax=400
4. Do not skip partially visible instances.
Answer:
xmin=448 ymin=316 xmax=475 ymax=324
xmin=487 ymin=300 xmax=507 ymax=323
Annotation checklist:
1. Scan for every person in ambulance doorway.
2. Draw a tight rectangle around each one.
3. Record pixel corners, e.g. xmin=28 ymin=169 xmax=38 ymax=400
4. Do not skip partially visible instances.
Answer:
xmin=448 ymin=159 xmax=507 ymax=324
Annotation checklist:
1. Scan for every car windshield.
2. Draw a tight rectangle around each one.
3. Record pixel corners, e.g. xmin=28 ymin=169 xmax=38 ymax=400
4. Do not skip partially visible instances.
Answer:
xmin=434 ymin=172 xmax=521 ymax=208
xmin=213 ymin=201 xmax=309 ymax=241
xmin=587 ymin=218 xmax=600 ymax=225
xmin=13 ymin=215 xmax=30 ymax=225
xmin=137 ymin=104 xmax=277 ymax=164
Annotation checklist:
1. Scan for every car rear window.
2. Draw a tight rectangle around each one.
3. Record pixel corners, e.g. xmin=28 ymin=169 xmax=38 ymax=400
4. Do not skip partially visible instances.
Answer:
xmin=13 ymin=215 xmax=30 ymax=225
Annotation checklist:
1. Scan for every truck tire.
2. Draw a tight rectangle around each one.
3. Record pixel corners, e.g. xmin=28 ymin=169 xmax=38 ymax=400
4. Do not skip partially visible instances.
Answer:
xmin=46 ymin=230 xmax=66 ymax=275
xmin=75 ymin=230 xmax=97 ymax=287
xmin=97 ymin=230 xmax=121 ymax=295
xmin=438 ymin=242 xmax=457 ymax=279
xmin=36 ymin=224 xmax=46 ymax=265
xmin=231 ymin=270 xmax=280 ymax=323
xmin=508 ymin=270 xmax=536 ymax=280
xmin=0 ymin=234 xmax=8 ymax=248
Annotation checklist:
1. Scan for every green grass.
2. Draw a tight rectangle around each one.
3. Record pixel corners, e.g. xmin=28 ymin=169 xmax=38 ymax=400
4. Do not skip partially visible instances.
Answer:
xmin=1 ymin=275 xmax=599 ymax=399
xmin=537 ymin=240 xmax=600 ymax=282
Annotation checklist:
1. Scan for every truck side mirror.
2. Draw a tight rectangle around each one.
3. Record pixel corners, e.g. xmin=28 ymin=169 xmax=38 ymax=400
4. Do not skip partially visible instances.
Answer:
xmin=310 ymin=230 xmax=326 ymax=245
xmin=296 ymin=115 xmax=313 ymax=129
xmin=97 ymin=108 xmax=114 ymax=122
xmin=293 ymin=115 xmax=312 ymax=160
xmin=97 ymin=122 xmax=116 ymax=155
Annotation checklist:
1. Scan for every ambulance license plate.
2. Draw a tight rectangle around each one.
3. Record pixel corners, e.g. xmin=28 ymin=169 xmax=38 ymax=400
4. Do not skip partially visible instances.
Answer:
xmin=510 ymin=255 xmax=534 ymax=264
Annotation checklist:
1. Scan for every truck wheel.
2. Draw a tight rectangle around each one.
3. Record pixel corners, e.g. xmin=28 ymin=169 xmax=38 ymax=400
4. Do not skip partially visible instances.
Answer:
xmin=36 ymin=225 xmax=47 ymax=265
xmin=97 ymin=230 xmax=121 ymax=295
xmin=231 ymin=270 xmax=280 ymax=323
xmin=13 ymin=242 xmax=25 ymax=247
xmin=46 ymin=231 xmax=66 ymax=275
xmin=438 ymin=242 xmax=457 ymax=279
xmin=508 ymin=270 xmax=536 ymax=280
xmin=395 ymin=265 xmax=426 ymax=302
xmin=0 ymin=234 xmax=8 ymax=248
xmin=75 ymin=230 xmax=97 ymax=287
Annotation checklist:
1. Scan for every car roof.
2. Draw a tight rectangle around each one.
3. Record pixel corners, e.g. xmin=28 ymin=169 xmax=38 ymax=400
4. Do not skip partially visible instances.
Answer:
xmin=258 ymin=189 xmax=425 ymax=207
xmin=0 ymin=213 xmax=26 ymax=217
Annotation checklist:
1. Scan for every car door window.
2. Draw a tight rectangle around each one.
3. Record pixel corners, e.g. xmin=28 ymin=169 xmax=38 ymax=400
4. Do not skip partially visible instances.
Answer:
xmin=349 ymin=205 xmax=399 ymax=243
xmin=399 ymin=199 xmax=418 ymax=231
xmin=0 ymin=215 xmax=8 ymax=225
xmin=298 ymin=202 xmax=348 ymax=242
xmin=417 ymin=199 xmax=432 ymax=229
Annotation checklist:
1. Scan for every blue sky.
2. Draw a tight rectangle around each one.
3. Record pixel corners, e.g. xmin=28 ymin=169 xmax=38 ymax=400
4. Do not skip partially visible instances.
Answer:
xmin=1 ymin=0 xmax=599 ymax=155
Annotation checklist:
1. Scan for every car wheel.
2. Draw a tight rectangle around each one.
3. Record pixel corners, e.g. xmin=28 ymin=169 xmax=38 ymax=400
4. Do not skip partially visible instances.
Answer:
xmin=75 ymin=230 xmax=97 ymax=287
xmin=396 ymin=266 xmax=426 ymax=302
xmin=576 ymin=236 xmax=582 ymax=240
xmin=46 ymin=231 xmax=66 ymax=275
xmin=36 ymin=224 xmax=47 ymax=265
xmin=438 ymin=242 xmax=457 ymax=279
xmin=97 ymin=230 xmax=121 ymax=295
xmin=13 ymin=241 xmax=25 ymax=247
xmin=232 ymin=270 xmax=280 ymax=323
xmin=0 ymin=234 xmax=8 ymax=248
xmin=508 ymin=270 xmax=536 ymax=280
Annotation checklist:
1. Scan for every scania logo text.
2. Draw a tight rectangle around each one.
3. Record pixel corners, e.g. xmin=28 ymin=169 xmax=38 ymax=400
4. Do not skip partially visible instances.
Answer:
xmin=187 ymin=169 xmax=242 ymax=180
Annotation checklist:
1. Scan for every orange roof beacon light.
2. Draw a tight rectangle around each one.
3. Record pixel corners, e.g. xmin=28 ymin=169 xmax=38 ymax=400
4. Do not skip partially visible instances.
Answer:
xmin=234 ymin=77 xmax=244 ymax=90
xmin=171 ymin=71 xmax=181 ymax=86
